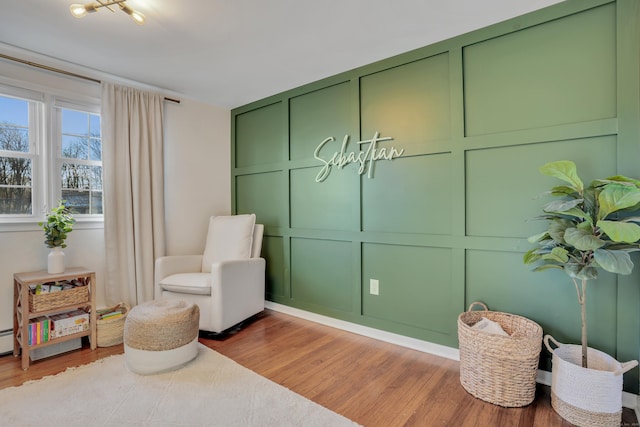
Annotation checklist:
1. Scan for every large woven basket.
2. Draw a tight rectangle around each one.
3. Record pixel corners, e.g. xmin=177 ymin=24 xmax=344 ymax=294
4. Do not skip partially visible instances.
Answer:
xmin=29 ymin=285 xmax=89 ymax=312
xmin=97 ymin=303 xmax=130 ymax=347
xmin=458 ymin=302 xmax=543 ymax=407
xmin=544 ymin=335 xmax=638 ymax=427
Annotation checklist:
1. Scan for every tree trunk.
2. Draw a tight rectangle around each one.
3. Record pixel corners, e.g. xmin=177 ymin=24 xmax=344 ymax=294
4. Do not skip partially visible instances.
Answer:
xmin=580 ymin=279 xmax=588 ymax=368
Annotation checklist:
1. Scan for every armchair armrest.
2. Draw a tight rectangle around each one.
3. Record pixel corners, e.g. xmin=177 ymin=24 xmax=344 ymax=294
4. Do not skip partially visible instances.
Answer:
xmin=210 ymin=257 xmax=266 ymax=331
xmin=155 ymin=255 xmax=203 ymax=298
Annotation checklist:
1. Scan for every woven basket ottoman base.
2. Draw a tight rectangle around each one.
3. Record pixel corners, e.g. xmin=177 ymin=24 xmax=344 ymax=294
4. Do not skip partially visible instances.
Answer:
xmin=124 ymin=299 xmax=200 ymax=375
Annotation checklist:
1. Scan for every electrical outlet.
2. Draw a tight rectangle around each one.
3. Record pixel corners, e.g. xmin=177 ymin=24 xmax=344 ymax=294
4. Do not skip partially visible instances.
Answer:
xmin=370 ymin=279 xmax=379 ymax=295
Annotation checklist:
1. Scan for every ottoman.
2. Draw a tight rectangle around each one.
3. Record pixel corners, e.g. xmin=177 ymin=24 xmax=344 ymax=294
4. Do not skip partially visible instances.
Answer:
xmin=124 ymin=299 xmax=200 ymax=375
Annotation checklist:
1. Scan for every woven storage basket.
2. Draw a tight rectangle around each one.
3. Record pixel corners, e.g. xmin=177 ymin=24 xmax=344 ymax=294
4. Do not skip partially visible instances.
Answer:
xmin=29 ymin=285 xmax=89 ymax=312
xmin=97 ymin=303 xmax=130 ymax=347
xmin=457 ymin=301 xmax=543 ymax=407
xmin=544 ymin=335 xmax=638 ymax=427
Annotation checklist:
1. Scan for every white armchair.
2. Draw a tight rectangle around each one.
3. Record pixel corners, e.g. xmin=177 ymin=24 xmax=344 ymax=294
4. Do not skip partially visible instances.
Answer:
xmin=154 ymin=214 xmax=265 ymax=334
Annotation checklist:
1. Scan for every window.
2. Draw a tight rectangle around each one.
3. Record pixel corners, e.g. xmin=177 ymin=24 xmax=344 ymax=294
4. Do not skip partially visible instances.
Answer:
xmin=0 ymin=85 xmax=102 ymax=222
xmin=0 ymin=93 xmax=41 ymax=216
xmin=59 ymin=107 xmax=103 ymax=215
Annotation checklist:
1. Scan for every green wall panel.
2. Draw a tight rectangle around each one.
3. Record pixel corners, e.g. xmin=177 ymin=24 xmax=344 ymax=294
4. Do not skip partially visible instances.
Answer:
xmin=263 ymin=236 xmax=286 ymax=299
xmin=235 ymin=102 xmax=284 ymax=167
xmin=232 ymin=0 xmax=640 ymax=393
xmin=290 ymin=167 xmax=358 ymax=230
xmin=466 ymin=136 xmax=617 ymax=238
xmin=362 ymin=153 xmax=452 ymax=234
xmin=290 ymin=82 xmax=352 ymax=161
xmin=466 ymin=250 xmax=618 ymax=368
xmin=361 ymin=53 xmax=451 ymax=153
xmin=464 ymin=3 xmax=616 ymax=136
xmin=236 ymin=171 xmax=286 ymax=228
xmin=363 ymin=243 xmax=452 ymax=334
xmin=290 ymin=238 xmax=353 ymax=312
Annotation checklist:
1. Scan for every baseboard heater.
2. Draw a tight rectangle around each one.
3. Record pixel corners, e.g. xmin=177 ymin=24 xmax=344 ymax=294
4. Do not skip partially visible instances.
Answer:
xmin=0 ymin=328 xmax=14 ymax=355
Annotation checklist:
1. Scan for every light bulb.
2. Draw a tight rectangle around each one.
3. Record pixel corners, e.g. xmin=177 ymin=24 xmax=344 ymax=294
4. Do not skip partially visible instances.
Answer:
xmin=119 ymin=3 xmax=145 ymax=25
xmin=69 ymin=4 xmax=88 ymax=18
xmin=129 ymin=10 xmax=145 ymax=25
xmin=69 ymin=3 xmax=98 ymax=18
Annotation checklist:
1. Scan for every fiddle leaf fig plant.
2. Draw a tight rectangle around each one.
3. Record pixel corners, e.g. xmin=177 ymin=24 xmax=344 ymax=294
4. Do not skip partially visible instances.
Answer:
xmin=39 ymin=201 xmax=75 ymax=248
xmin=523 ymin=160 xmax=640 ymax=368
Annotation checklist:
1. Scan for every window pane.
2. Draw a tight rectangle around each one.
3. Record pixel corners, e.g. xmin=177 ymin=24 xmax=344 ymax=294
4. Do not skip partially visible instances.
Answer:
xmin=91 ymin=191 xmax=103 ymax=214
xmin=62 ymin=135 xmax=88 ymax=159
xmin=90 ymin=114 xmax=100 ymax=136
xmin=0 ymin=126 xmax=29 ymax=152
xmin=62 ymin=109 xmax=89 ymax=136
xmin=61 ymin=163 xmax=102 ymax=214
xmin=89 ymin=138 xmax=101 ymax=161
xmin=0 ymin=187 xmax=31 ymax=214
xmin=0 ymin=156 xmax=31 ymax=186
xmin=0 ymin=96 xmax=29 ymax=127
xmin=61 ymin=188 xmax=102 ymax=215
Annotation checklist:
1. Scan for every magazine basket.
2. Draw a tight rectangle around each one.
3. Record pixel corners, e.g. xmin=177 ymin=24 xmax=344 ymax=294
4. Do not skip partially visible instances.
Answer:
xmin=29 ymin=285 xmax=89 ymax=312
xmin=97 ymin=302 xmax=130 ymax=347
xmin=457 ymin=301 xmax=543 ymax=407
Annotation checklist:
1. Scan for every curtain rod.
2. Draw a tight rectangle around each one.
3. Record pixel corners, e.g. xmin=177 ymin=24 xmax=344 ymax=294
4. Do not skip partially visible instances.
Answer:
xmin=0 ymin=53 xmax=181 ymax=104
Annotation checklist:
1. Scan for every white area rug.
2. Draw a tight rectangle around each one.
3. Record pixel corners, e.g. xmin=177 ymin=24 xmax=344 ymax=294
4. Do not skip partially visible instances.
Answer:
xmin=0 ymin=344 xmax=360 ymax=427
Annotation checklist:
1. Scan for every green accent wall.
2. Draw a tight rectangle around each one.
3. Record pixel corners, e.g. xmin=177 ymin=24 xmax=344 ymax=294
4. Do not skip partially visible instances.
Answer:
xmin=231 ymin=0 xmax=640 ymax=392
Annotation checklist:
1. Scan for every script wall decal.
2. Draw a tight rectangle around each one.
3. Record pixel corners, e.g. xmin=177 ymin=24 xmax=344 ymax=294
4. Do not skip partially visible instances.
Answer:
xmin=313 ymin=132 xmax=404 ymax=182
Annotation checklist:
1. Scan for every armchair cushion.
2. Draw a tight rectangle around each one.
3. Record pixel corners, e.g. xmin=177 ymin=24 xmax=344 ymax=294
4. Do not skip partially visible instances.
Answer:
xmin=201 ymin=214 xmax=256 ymax=272
xmin=159 ymin=273 xmax=211 ymax=295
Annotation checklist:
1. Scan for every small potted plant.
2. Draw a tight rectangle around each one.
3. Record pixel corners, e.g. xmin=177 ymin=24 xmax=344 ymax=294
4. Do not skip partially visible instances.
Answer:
xmin=523 ymin=160 xmax=639 ymax=426
xmin=39 ymin=201 xmax=75 ymax=274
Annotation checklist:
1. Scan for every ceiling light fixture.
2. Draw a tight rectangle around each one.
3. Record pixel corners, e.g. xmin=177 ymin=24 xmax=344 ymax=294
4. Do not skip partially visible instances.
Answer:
xmin=69 ymin=0 xmax=145 ymax=25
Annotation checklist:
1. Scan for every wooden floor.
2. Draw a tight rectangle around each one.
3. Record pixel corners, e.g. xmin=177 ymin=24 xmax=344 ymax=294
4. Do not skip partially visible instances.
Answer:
xmin=1 ymin=309 xmax=637 ymax=427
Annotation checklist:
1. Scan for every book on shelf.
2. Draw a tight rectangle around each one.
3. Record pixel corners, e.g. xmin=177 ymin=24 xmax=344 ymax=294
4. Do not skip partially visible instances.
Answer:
xmin=28 ymin=279 xmax=87 ymax=295
xmin=49 ymin=309 xmax=89 ymax=338
xmin=28 ymin=316 xmax=50 ymax=345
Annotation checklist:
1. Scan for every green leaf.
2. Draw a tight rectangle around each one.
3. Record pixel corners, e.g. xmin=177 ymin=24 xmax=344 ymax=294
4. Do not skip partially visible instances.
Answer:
xmin=597 ymin=175 xmax=640 ymax=187
xmin=597 ymin=220 xmax=640 ymax=243
xmin=564 ymin=227 xmax=605 ymax=251
xmin=562 ymin=208 xmax=592 ymax=223
xmin=533 ymin=264 xmax=564 ymax=273
xmin=623 ymin=216 xmax=640 ymax=224
xmin=564 ymin=264 xmax=598 ymax=280
xmin=550 ymin=185 xmax=580 ymax=196
xmin=540 ymin=160 xmax=584 ymax=192
xmin=597 ymin=183 xmax=640 ymax=220
xmin=548 ymin=219 xmax=573 ymax=244
xmin=523 ymin=249 xmax=541 ymax=264
xmin=576 ymin=221 xmax=593 ymax=232
xmin=594 ymin=249 xmax=634 ymax=275
xmin=542 ymin=247 xmax=569 ymax=263
xmin=543 ymin=198 xmax=583 ymax=213
xmin=527 ymin=231 xmax=549 ymax=243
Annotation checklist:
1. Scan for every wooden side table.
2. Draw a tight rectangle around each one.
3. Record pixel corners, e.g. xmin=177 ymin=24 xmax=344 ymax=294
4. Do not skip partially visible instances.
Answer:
xmin=13 ymin=267 xmax=97 ymax=370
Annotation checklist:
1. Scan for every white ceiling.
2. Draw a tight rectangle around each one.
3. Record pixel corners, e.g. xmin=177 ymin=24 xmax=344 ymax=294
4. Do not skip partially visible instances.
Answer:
xmin=0 ymin=0 xmax=564 ymax=109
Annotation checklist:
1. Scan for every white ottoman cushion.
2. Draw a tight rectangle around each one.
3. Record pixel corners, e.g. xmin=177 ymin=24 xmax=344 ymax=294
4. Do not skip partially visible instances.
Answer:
xmin=125 ymin=337 xmax=199 ymax=375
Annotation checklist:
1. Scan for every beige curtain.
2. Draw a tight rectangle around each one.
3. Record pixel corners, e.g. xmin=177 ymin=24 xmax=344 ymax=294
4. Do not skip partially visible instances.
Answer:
xmin=101 ymin=82 xmax=165 ymax=306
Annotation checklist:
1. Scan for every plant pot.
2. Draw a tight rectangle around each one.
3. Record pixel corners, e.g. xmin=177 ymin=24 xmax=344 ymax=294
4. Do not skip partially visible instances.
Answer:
xmin=47 ymin=247 xmax=65 ymax=274
xmin=544 ymin=335 xmax=638 ymax=427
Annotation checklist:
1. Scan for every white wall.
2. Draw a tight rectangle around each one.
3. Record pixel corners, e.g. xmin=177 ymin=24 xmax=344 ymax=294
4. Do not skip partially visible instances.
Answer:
xmin=163 ymin=99 xmax=230 ymax=256
xmin=0 ymin=49 xmax=231 ymax=353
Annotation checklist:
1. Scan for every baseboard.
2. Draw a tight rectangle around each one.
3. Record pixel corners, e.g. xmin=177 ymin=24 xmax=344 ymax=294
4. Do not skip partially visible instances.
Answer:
xmin=0 ymin=329 xmax=14 ymax=356
xmin=266 ymin=302 xmax=640 ymax=411
xmin=265 ymin=302 xmax=460 ymax=361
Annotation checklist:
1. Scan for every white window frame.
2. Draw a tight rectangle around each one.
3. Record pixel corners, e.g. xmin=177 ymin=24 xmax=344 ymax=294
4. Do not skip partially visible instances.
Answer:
xmin=0 ymin=84 xmax=45 ymax=224
xmin=51 ymin=98 xmax=103 ymax=219
xmin=0 ymin=83 xmax=103 ymax=231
